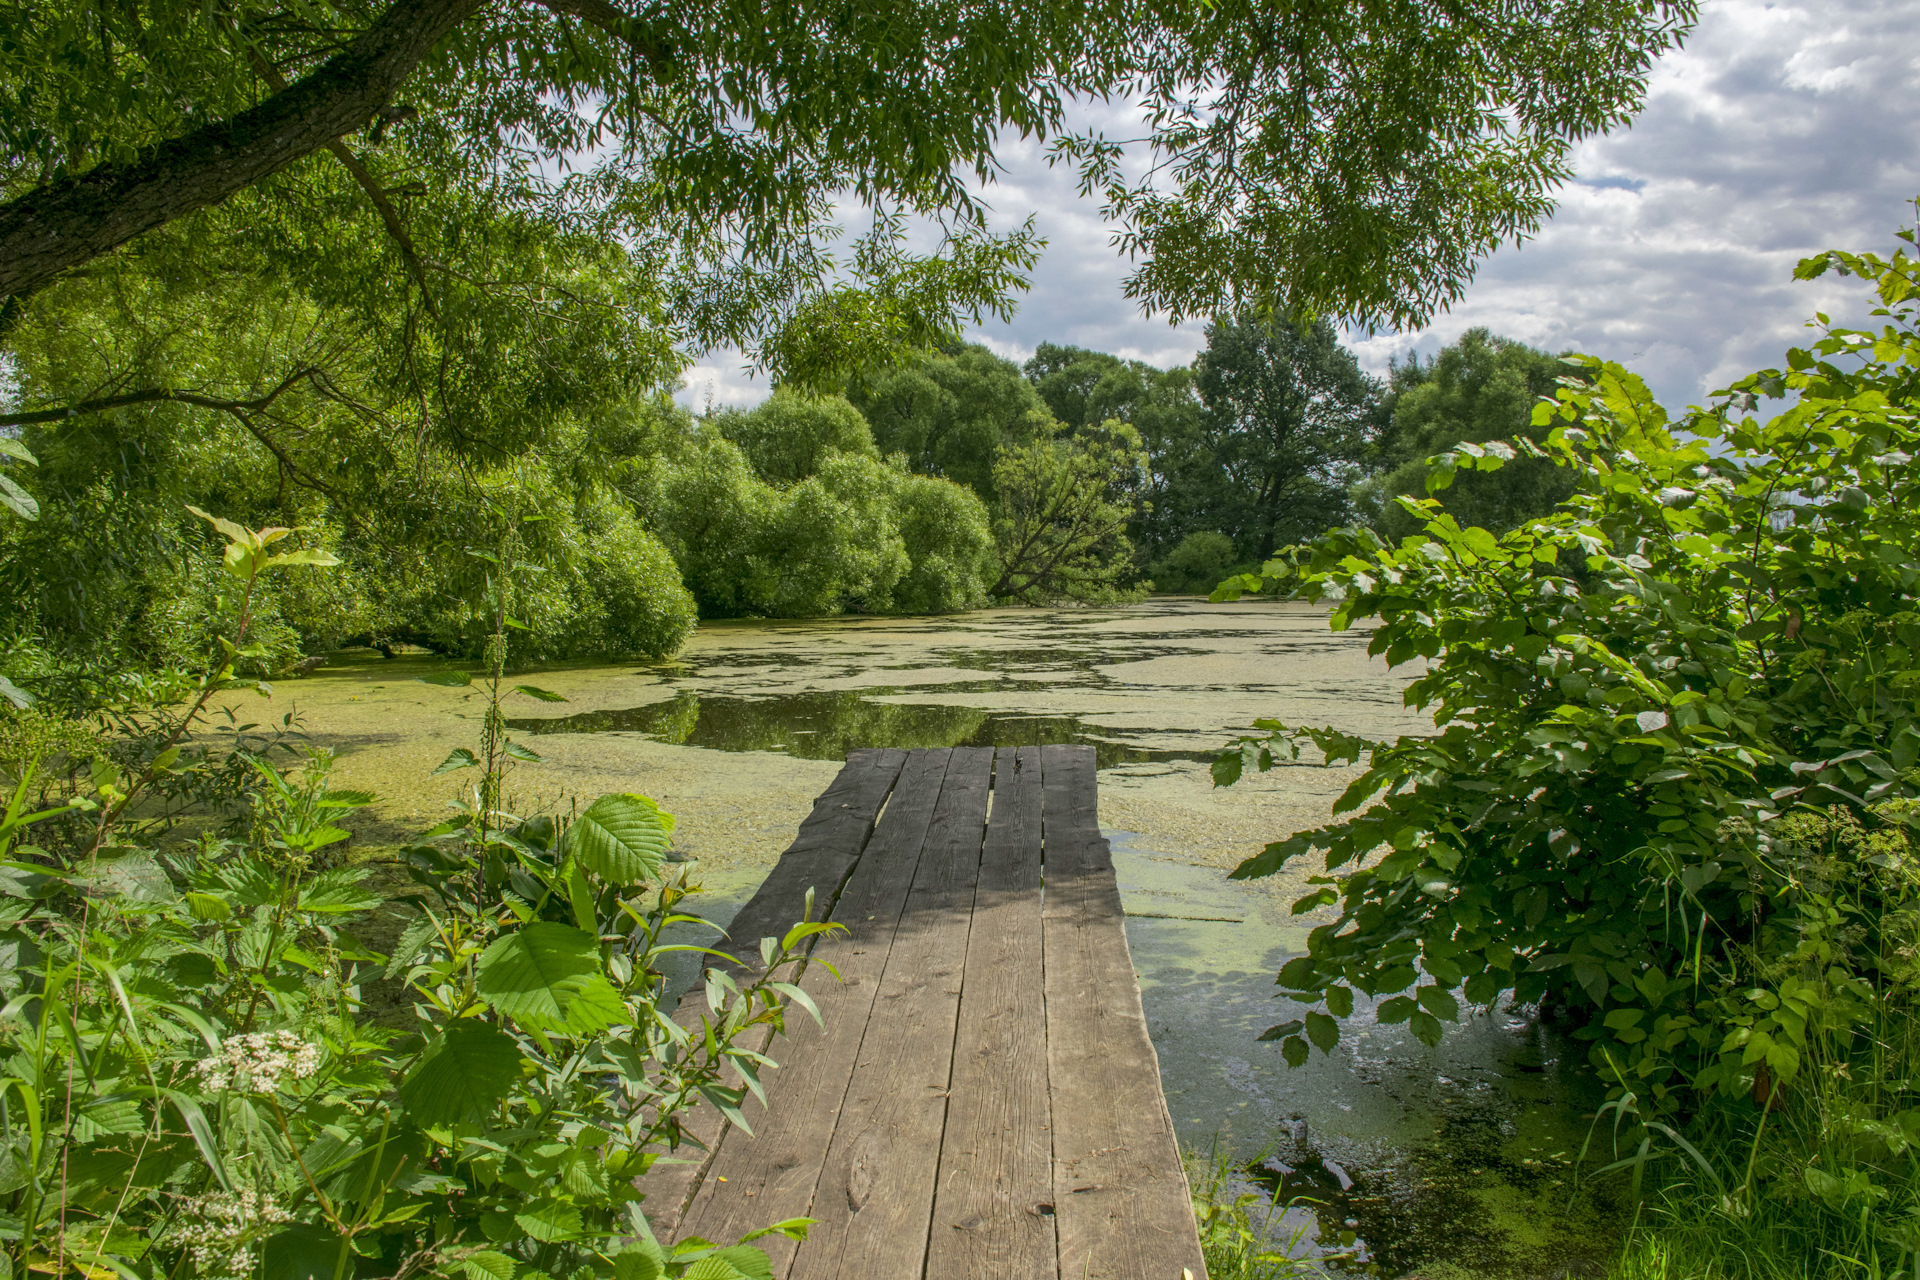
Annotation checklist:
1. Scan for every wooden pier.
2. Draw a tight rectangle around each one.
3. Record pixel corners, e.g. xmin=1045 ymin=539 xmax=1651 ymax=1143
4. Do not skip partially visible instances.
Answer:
xmin=640 ymin=744 xmax=1207 ymax=1279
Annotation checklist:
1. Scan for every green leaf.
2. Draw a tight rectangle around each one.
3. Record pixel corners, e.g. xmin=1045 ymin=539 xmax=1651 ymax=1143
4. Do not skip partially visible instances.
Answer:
xmin=86 ymin=853 xmax=175 ymax=903
xmin=183 ymin=891 xmax=232 ymax=921
xmin=432 ymin=748 xmax=480 ymax=776
xmin=475 ymin=921 xmax=625 ymax=1035
xmin=737 ymin=1219 xmax=815 ymax=1244
xmin=415 ymin=671 xmax=474 ymax=687
xmin=167 ymin=1092 xmax=234 ymax=1193
xmin=260 ymin=549 xmax=342 ymax=571
xmin=565 ymin=793 xmax=674 ymax=885
xmin=0 ymin=473 xmax=39 ymax=520
xmin=0 ymin=438 xmax=37 ymax=465
xmin=1416 ymin=985 xmax=1460 ymax=1021
xmin=398 ymin=1020 xmax=523 ymax=1126
xmin=514 ymin=1202 xmax=584 ymax=1243
xmin=1375 ymin=996 xmax=1417 ymax=1024
xmin=0 ymin=675 xmax=31 ymax=709
xmin=1280 ymin=1035 xmax=1309 ymax=1068
xmin=503 ymin=741 xmax=543 ymax=763
xmin=456 ymin=1252 xmax=517 ymax=1280
xmin=1408 ymin=1010 xmax=1445 ymax=1046
xmin=1304 ymin=1011 xmax=1339 ymax=1053
xmin=515 ymin=684 xmax=569 ymax=702
xmin=1324 ymin=986 xmax=1354 ymax=1018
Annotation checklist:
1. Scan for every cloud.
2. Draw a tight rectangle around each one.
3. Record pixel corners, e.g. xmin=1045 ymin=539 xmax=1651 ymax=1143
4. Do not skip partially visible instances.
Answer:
xmin=680 ymin=0 xmax=1920 ymax=415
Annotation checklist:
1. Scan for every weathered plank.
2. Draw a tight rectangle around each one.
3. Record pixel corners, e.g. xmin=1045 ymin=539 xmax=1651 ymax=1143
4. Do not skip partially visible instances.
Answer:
xmin=637 ymin=748 xmax=909 ymax=1237
xmin=925 ymin=745 xmax=1056 ymax=1280
xmin=786 ymin=745 xmax=996 ymax=1280
xmin=1040 ymin=744 xmax=1206 ymax=1280
xmin=672 ymin=748 xmax=956 ymax=1270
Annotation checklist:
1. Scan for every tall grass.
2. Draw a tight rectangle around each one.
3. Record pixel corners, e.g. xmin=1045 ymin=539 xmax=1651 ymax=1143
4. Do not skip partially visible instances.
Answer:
xmin=1600 ymin=808 xmax=1920 ymax=1280
xmin=1185 ymin=1145 xmax=1317 ymax=1280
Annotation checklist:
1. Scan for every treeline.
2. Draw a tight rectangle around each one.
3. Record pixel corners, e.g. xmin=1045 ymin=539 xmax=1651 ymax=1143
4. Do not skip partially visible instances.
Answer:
xmin=842 ymin=318 xmax=1577 ymax=593
xmin=0 ymin=244 xmax=1573 ymax=689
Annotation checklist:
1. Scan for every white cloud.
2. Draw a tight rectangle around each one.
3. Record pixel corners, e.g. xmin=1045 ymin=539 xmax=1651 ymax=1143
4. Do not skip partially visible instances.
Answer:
xmin=680 ymin=0 xmax=1920 ymax=415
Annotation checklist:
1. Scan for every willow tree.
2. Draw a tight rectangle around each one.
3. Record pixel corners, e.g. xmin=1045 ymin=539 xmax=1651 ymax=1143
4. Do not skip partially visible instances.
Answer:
xmin=1 ymin=0 xmax=1695 ymax=365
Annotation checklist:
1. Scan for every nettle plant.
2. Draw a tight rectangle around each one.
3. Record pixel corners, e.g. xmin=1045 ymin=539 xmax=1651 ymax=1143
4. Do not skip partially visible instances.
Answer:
xmin=1213 ymin=224 xmax=1920 ymax=1113
xmin=0 ymin=511 xmax=828 ymax=1279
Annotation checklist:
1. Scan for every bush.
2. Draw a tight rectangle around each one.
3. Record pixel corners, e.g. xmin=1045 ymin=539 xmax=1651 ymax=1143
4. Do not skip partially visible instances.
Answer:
xmin=1151 ymin=530 xmax=1239 ymax=594
xmin=757 ymin=452 xmax=910 ymax=616
xmin=631 ymin=418 xmax=996 ymax=619
xmin=1213 ymin=219 xmax=1920 ymax=1124
xmin=891 ymin=471 xmax=995 ymax=613
xmin=714 ymin=390 xmax=878 ymax=484
xmin=0 ymin=516 xmax=819 ymax=1279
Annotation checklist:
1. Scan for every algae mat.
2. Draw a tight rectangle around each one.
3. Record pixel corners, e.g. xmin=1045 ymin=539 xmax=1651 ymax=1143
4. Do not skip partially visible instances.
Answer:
xmin=239 ymin=598 xmax=1624 ymax=1277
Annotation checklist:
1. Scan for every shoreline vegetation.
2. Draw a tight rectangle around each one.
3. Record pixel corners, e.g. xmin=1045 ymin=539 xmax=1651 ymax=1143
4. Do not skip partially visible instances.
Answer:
xmin=10 ymin=0 xmax=1917 ymax=1274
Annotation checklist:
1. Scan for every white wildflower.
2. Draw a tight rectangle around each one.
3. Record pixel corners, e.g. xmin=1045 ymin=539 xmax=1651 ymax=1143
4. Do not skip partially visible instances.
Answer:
xmin=194 ymin=1031 xmax=321 ymax=1095
xmin=170 ymin=1186 xmax=291 ymax=1278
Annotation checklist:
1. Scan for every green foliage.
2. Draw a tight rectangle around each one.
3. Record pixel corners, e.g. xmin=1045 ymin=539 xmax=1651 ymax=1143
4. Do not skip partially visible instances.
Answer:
xmin=890 ymin=472 xmax=996 ymax=615
xmin=629 ymin=412 xmax=993 ymax=619
xmin=846 ymin=343 xmax=1054 ymax=503
xmin=1185 ymin=1147 xmax=1314 ymax=1280
xmin=1 ymin=0 xmax=1691 ymax=347
xmin=1184 ymin=316 xmax=1383 ymax=561
xmin=1023 ymin=342 xmax=1206 ymax=560
xmin=1210 ymin=220 xmax=1920 ymax=1132
xmin=1353 ymin=328 xmax=1580 ymax=542
xmin=714 ymin=392 xmax=878 ymax=485
xmin=0 ymin=517 xmax=830 ymax=1278
xmin=1151 ymin=530 xmax=1243 ymax=595
xmin=990 ymin=419 xmax=1147 ymax=604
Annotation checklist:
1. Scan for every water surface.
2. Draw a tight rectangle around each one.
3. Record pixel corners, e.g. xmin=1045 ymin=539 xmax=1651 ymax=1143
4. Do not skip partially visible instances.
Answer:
xmin=266 ymin=600 xmax=1623 ymax=1277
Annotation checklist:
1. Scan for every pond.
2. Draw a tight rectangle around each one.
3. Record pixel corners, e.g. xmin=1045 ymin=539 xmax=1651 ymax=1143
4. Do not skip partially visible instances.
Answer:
xmin=262 ymin=598 xmax=1626 ymax=1278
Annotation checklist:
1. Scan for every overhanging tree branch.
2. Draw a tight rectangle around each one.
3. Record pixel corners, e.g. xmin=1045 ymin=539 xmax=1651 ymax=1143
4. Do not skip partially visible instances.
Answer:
xmin=0 ymin=367 xmax=324 ymax=427
xmin=0 ymin=0 xmax=486 ymax=303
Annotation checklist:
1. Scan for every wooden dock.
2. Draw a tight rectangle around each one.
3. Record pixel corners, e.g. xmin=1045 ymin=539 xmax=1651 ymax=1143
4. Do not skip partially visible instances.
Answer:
xmin=640 ymin=745 xmax=1207 ymax=1280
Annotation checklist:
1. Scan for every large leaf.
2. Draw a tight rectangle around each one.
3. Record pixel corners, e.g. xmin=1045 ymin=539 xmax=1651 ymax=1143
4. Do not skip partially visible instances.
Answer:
xmin=0 ymin=472 xmax=39 ymax=520
xmin=399 ymin=1020 xmax=523 ymax=1127
xmin=474 ymin=922 xmax=625 ymax=1035
xmin=565 ymin=794 xmax=674 ymax=886
xmin=682 ymin=1247 xmax=775 ymax=1280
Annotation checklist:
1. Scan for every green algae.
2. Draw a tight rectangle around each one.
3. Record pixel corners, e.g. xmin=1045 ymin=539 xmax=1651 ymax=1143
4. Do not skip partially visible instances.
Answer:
xmin=243 ymin=598 xmax=1625 ymax=1277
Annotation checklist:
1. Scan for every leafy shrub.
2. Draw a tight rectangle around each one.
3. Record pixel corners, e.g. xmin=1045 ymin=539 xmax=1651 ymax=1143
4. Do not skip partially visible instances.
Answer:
xmin=890 ymin=471 xmax=995 ymax=613
xmin=1152 ymin=530 xmax=1239 ymax=594
xmin=715 ymin=390 xmax=879 ymax=484
xmin=0 ymin=514 xmax=819 ymax=1279
xmin=758 ymin=453 xmax=911 ymax=616
xmin=631 ymin=419 xmax=995 ymax=618
xmin=1212 ymin=221 xmax=1920 ymax=1116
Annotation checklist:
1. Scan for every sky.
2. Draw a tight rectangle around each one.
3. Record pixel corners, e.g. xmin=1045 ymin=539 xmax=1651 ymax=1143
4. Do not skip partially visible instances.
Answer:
xmin=679 ymin=0 xmax=1920 ymax=415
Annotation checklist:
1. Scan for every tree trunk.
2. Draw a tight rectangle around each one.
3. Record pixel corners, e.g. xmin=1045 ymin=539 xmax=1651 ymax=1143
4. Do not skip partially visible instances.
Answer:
xmin=0 ymin=0 xmax=485 ymax=303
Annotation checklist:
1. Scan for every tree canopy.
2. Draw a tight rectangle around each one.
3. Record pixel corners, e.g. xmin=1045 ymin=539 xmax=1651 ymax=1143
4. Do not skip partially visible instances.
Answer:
xmin=1353 ymin=328 xmax=1579 ymax=541
xmin=3 ymin=0 xmax=1695 ymax=354
xmin=1186 ymin=316 xmax=1382 ymax=560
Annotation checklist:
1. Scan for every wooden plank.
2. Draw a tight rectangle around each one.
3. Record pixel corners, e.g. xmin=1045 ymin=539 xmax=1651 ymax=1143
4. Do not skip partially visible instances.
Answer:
xmin=713 ymin=747 xmax=912 ymax=965
xmin=673 ymin=748 xmax=957 ymax=1271
xmin=1041 ymin=744 xmax=1207 ymax=1280
xmin=786 ymin=745 xmax=996 ymax=1280
xmin=637 ymin=748 xmax=908 ymax=1238
xmin=926 ymin=745 xmax=1056 ymax=1280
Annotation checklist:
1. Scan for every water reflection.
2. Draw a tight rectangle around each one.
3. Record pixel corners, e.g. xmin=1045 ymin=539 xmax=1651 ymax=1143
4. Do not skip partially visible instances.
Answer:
xmin=507 ymin=688 xmax=1220 ymax=766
